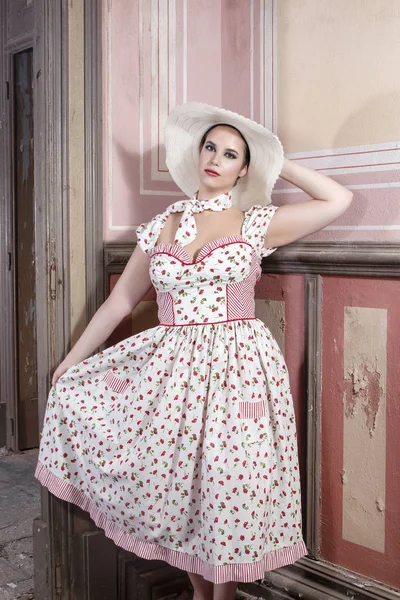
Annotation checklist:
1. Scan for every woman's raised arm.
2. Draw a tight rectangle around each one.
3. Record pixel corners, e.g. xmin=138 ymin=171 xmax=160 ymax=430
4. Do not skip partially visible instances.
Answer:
xmin=52 ymin=245 xmax=152 ymax=385
xmin=265 ymin=157 xmax=353 ymax=248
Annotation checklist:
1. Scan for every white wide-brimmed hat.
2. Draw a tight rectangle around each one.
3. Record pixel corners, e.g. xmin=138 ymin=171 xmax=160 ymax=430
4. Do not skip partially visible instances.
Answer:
xmin=164 ymin=102 xmax=284 ymax=210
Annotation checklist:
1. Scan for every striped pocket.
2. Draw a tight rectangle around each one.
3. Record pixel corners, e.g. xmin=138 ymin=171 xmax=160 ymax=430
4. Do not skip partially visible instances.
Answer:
xmin=238 ymin=399 xmax=266 ymax=419
xmin=102 ymin=368 xmax=131 ymax=393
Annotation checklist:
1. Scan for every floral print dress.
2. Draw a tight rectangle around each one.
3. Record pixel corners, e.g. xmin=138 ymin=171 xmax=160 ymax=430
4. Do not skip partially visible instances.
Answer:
xmin=35 ymin=191 xmax=307 ymax=584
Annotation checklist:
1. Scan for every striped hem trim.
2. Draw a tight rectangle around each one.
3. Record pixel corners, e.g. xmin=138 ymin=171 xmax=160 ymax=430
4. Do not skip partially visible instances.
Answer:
xmin=35 ymin=461 xmax=308 ymax=584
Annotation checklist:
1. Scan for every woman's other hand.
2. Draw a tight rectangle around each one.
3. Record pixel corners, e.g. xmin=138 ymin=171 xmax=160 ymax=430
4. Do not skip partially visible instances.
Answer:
xmin=52 ymin=358 xmax=76 ymax=386
xmin=265 ymin=157 xmax=353 ymax=248
xmin=50 ymin=244 xmax=152 ymax=388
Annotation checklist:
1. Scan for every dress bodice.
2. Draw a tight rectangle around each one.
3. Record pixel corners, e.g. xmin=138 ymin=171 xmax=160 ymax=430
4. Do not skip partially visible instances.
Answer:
xmin=150 ymin=236 xmax=260 ymax=325
xmin=136 ymin=203 xmax=278 ymax=326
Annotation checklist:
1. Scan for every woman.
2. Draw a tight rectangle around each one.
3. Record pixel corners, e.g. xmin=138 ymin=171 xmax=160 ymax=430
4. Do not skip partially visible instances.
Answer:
xmin=36 ymin=103 xmax=352 ymax=600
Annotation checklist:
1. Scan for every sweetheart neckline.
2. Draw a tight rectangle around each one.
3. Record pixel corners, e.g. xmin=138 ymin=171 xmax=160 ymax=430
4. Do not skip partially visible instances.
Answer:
xmin=151 ymin=235 xmax=253 ymax=265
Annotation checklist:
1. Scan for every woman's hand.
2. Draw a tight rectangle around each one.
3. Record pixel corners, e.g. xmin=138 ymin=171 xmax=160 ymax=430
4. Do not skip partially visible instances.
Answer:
xmin=52 ymin=357 xmax=77 ymax=386
xmin=50 ymin=244 xmax=153 ymax=389
xmin=265 ymin=157 xmax=354 ymax=248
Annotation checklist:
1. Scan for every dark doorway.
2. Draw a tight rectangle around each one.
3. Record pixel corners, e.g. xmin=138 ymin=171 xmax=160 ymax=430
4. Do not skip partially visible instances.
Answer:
xmin=13 ymin=47 xmax=38 ymax=450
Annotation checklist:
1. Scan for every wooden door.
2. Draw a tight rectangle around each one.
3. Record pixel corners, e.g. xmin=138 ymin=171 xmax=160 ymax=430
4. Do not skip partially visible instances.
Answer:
xmin=13 ymin=47 xmax=39 ymax=449
xmin=0 ymin=0 xmax=39 ymax=451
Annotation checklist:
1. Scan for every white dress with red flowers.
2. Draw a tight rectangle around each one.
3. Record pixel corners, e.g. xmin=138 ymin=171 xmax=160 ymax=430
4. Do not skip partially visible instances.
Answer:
xmin=35 ymin=195 xmax=307 ymax=584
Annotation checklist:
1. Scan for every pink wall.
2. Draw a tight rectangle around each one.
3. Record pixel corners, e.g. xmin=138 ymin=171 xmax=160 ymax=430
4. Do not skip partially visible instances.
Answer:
xmin=103 ymin=1 xmax=284 ymax=241
xmin=103 ymin=0 xmax=400 ymax=243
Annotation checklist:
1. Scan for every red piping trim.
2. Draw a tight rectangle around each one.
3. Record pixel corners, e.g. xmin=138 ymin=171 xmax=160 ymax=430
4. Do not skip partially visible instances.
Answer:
xmin=169 ymin=291 xmax=175 ymax=326
xmin=159 ymin=318 xmax=258 ymax=327
xmin=226 ymin=279 xmax=229 ymax=320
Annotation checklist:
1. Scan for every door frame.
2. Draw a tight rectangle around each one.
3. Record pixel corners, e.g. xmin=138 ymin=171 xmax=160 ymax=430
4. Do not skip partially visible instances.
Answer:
xmin=33 ymin=2 xmax=71 ymax=595
xmin=32 ymin=1 xmax=103 ymax=598
xmin=0 ymin=0 xmax=36 ymax=450
xmin=0 ymin=0 xmax=103 ymax=448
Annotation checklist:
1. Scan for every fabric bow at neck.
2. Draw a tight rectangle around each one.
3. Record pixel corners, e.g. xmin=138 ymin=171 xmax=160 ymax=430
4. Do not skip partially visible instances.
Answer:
xmin=168 ymin=191 xmax=233 ymax=246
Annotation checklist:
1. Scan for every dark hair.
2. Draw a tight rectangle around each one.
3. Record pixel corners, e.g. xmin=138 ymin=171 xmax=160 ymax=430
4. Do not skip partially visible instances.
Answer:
xmin=199 ymin=123 xmax=251 ymax=168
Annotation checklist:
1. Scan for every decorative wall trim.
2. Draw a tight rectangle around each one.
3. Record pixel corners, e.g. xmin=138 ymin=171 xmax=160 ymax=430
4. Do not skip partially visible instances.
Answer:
xmin=239 ymin=556 xmax=400 ymax=600
xmin=106 ymin=0 xmax=278 ymax=233
xmin=4 ymin=32 xmax=33 ymax=52
xmin=275 ymin=181 xmax=400 ymax=195
xmin=273 ymin=143 xmax=400 ymax=236
xmin=104 ymin=243 xmax=134 ymax=272
xmin=103 ymin=240 xmax=400 ymax=599
xmin=104 ymin=241 xmax=400 ymax=277
xmin=33 ymin=1 xmax=71 ymax=598
xmin=257 ymin=0 xmax=277 ymax=131
xmin=138 ymin=0 xmax=187 ymax=193
xmin=84 ymin=0 xmax=104 ymax=321
xmin=276 ymin=143 xmax=400 ymax=234
xmin=261 ymin=558 xmax=400 ymax=600
xmin=304 ymin=275 xmax=322 ymax=559
xmin=281 ymin=141 xmax=400 ymax=178
xmin=264 ymin=242 xmax=400 ymax=276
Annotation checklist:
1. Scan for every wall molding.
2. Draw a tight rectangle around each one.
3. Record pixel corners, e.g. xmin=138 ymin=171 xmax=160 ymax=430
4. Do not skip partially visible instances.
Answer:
xmin=304 ymin=275 xmax=322 ymax=559
xmin=104 ymin=243 xmax=135 ymax=272
xmin=33 ymin=2 xmax=71 ymax=599
xmin=104 ymin=241 xmax=400 ymax=277
xmin=103 ymin=240 xmax=400 ymax=599
xmin=253 ymin=0 xmax=277 ymax=131
xmin=0 ymin=0 xmax=14 ymax=449
xmin=84 ymin=0 xmax=104 ymax=321
xmin=281 ymin=141 xmax=400 ymax=178
xmin=106 ymin=0 xmax=279 ymax=232
xmin=274 ymin=143 xmax=400 ymax=236
xmin=264 ymin=242 xmax=400 ymax=276
xmin=256 ymin=558 xmax=400 ymax=600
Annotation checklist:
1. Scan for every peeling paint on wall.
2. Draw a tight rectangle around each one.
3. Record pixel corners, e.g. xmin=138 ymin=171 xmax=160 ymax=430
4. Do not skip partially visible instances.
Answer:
xmin=343 ymin=306 xmax=387 ymax=553
xmin=344 ymin=363 xmax=383 ymax=436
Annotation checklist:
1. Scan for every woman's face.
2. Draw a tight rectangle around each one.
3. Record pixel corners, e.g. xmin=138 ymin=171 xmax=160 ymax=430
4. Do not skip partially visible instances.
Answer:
xmin=197 ymin=125 xmax=248 ymax=199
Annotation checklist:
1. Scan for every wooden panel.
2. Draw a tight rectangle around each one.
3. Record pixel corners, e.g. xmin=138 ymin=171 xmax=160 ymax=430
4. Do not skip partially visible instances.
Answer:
xmin=6 ymin=0 xmax=33 ymax=44
xmin=117 ymin=552 xmax=190 ymax=600
xmin=103 ymin=244 xmax=400 ymax=597
xmin=321 ymin=277 xmax=400 ymax=589
xmin=255 ymin=273 xmax=307 ymax=519
xmin=14 ymin=47 xmax=38 ymax=450
xmin=255 ymin=273 xmax=306 ymax=449
xmin=108 ymin=274 xmax=158 ymax=346
xmin=71 ymin=530 xmax=118 ymax=600
xmin=255 ymin=299 xmax=285 ymax=353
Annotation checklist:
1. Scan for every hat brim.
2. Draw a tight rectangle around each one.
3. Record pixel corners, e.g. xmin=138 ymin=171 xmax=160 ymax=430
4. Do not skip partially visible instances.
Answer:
xmin=164 ymin=102 xmax=284 ymax=211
